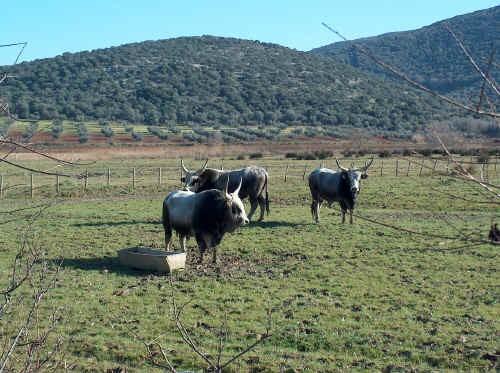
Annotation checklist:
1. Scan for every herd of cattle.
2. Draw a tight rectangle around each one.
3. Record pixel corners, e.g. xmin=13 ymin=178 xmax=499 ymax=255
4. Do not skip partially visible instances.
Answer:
xmin=162 ymin=158 xmax=374 ymax=264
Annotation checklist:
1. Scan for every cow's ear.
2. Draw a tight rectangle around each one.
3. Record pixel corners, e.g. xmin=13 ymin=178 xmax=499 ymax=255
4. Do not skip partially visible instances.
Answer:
xmin=361 ymin=173 xmax=368 ymax=179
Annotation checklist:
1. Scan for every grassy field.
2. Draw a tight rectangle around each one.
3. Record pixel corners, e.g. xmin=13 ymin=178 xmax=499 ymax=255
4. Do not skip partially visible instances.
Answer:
xmin=0 ymin=157 xmax=498 ymax=371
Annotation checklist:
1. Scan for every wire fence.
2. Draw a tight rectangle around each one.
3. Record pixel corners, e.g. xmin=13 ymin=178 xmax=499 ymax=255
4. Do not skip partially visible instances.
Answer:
xmin=0 ymin=156 xmax=498 ymax=199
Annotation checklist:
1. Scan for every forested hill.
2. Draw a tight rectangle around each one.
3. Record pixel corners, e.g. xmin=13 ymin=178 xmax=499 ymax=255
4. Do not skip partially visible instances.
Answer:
xmin=0 ymin=36 xmax=447 ymax=132
xmin=312 ymin=6 xmax=500 ymax=99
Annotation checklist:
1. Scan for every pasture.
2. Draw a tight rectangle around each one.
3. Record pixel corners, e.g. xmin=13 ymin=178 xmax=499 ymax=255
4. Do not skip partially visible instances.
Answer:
xmin=0 ymin=156 xmax=498 ymax=371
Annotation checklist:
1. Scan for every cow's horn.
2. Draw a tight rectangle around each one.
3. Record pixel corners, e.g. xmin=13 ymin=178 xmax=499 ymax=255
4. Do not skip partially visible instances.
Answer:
xmin=197 ymin=159 xmax=208 ymax=173
xmin=336 ymin=159 xmax=348 ymax=171
xmin=362 ymin=157 xmax=374 ymax=171
xmin=233 ymin=177 xmax=243 ymax=196
xmin=180 ymin=159 xmax=189 ymax=173
xmin=224 ymin=175 xmax=230 ymax=196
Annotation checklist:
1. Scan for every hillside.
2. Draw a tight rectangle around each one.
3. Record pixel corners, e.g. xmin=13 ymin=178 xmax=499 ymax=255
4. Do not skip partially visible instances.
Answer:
xmin=312 ymin=6 xmax=500 ymax=99
xmin=1 ymin=36 xmax=446 ymax=137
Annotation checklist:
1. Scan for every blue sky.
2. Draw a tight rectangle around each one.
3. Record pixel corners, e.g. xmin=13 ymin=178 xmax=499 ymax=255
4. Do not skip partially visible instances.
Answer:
xmin=1 ymin=1 xmax=498 ymax=66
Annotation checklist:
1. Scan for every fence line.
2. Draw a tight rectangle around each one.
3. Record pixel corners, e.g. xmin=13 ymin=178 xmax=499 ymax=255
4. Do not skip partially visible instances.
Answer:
xmin=0 ymin=157 xmax=498 ymax=199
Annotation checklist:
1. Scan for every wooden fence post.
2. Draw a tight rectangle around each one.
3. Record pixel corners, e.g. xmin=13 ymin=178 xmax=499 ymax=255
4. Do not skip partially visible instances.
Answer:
xmin=432 ymin=159 xmax=438 ymax=175
xmin=284 ymin=164 xmax=289 ymax=182
xmin=56 ymin=175 xmax=60 ymax=194
xmin=380 ymin=160 xmax=383 ymax=176
xmin=303 ymin=164 xmax=307 ymax=180
xmin=395 ymin=159 xmax=399 ymax=176
xmin=406 ymin=160 xmax=411 ymax=176
xmin=220 ymin=159 xmax=224 ymax=171
xmin=30 ymin=173 xmax=34 ymax=199
xmin=132 ymin=168 xmax=136 ymax=189
xmin=0 ymin=174 xmax=3 ymax=198
xmin=84 ymin=169 xmax=88 ymax=191
xmin=158 ymin=167 xmax=162 ymax=185
xmin=419 ymin=160 xmax=424 ymax=176
xmin=107 ymin=168 xmax=111 ymax=186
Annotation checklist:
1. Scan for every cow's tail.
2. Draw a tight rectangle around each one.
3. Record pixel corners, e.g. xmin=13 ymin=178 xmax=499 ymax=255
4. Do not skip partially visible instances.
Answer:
xmin=264 ymin=172 xmax=270 ymax=216
xmin=162 ymin=200 xmax=171 ymax=233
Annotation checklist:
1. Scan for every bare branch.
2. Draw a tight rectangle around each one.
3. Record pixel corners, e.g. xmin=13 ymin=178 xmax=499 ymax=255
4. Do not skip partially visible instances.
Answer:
xmin=0 ymin=139 xmax=95 ymax=166
xmin=0 ymin=157 xmax=84 ymax=178
xmin=443 ymin=23 xmax=499 ymax=97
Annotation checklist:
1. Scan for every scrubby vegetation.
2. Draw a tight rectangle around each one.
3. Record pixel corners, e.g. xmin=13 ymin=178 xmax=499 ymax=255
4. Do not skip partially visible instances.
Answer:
xmin=313 ymin=6 xmax=499 ymax=100
xmin=1 ymin=36 xmax=447 ymax=136
xmin=76 ymin=122 xmax=88 ymax=143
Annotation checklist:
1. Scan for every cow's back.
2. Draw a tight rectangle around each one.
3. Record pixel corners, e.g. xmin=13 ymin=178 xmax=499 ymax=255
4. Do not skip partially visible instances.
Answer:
xmin=309 ymin=168 xmax=342 ymax=201
xmin=164 ymin=190 xmax=197 ymax=230
xmin=217 ymin=166 xmax=266 ymax=199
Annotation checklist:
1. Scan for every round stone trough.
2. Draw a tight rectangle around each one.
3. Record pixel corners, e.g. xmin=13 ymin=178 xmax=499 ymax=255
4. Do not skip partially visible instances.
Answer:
xmin=118 ymin=247 xmax=186 ymax=273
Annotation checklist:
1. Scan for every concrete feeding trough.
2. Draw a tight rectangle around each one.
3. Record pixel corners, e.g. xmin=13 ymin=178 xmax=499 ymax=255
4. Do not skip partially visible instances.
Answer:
xmin=118 ymin=247 xmax=186 ymax=273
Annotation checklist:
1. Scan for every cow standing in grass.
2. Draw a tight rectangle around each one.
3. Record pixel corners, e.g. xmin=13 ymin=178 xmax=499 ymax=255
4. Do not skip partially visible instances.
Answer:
xmin=162 ymin=177 xmax=249 ymax=264
xmin=181 ymin=160 xmax=270 ymax=222
xmin=308 ymin=158 xmax=373 ymax=224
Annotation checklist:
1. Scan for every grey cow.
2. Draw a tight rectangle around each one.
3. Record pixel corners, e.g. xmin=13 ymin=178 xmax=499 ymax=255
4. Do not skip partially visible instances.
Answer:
xmin=308 ymin=158 xmax=373 ymax=224
xmin=162 ymin=177 xmax=249 ymax=264
xmin=181 ymin=160 xmax=270 ymax=221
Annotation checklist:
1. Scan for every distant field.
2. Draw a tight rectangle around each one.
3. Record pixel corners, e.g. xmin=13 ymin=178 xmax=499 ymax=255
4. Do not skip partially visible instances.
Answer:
xmin=0 ymin=156 xmax=498 ymax=371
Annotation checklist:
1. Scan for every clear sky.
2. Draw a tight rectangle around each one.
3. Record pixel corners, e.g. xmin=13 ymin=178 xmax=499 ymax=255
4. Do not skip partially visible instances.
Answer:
xmin=1 ymin=1 xmax=498 ymax=66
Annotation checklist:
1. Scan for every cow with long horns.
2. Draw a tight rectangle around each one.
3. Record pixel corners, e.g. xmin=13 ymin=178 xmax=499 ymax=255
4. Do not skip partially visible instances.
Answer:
xmin=181 ymin=160 xmax=270 ymax=222
xmin=308 ymin=158 xmax=373 ymax=224
xmin=162 ymin=177 xmax=249 ymax=264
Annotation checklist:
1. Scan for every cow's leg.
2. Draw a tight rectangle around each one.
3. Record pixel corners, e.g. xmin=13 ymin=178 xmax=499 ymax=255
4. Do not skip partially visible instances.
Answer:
xmin=349 ymin=209 xmax=353 ymax=224
xmin=195 ymin=233 xmax=207 ymax=264
xmin=211 ymin=247 xmax=217 ymax=264
xmin=180 ymin=235 xmax=187 ymax=252
xmin=341 ymin=209 xmax=346 ymax=224
xmin=317 ymin=200 xmax=323 ymax=222
xmin=257 ymin=195 xmax=266 ymax=221
xmin=164 ymin=226 xmax=172 ymax=251
xmin=162 ymin=205 xmax=172 ymax=250
xmin=164 ymin=229 xmax=172 ymax=251
xmin=247 ymin=198 xmax=259 ymax=221
xmin=310 ymin=200 xmax=317 ymax=222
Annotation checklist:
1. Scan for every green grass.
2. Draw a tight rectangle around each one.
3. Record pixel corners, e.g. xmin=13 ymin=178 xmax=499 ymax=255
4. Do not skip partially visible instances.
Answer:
xmin=0 ymin=158 xmax=498 ymax=371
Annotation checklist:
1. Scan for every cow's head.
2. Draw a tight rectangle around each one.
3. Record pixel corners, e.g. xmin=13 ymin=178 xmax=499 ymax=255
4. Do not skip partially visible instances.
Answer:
xmin=224 ymin=176 xmax=249 ymax=228
xmin=181 ymin=159 xmax=209 ymax=191
xmin=336 ymin=158 xmax=374 ymax=198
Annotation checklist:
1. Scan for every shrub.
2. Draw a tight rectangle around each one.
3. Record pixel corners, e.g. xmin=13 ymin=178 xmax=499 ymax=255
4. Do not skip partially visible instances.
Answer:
xmin=23 ymin=122 xmax=38 ymax=141
xmin=76 ymin=122 xmax=88 ymax=143
xmin=316 ymin=150 xmax=333 ymax=159
xmin=477 ymin=151 xmax=490 ymax=164
xmin=51 ymin=119 xmax=63 ymax=139
xmin=378 ymin=150 xmax=391 ymax=158
xmin=131 ymin=131 xmax=143 ymax=141
xmin=236 ymin=154 xmax=246 ymax=160
xmin=101 ymin=125 xmax=114 ymax=138
xmin=418 ymin=149 xmax=432 ymax=157
xmin=148 ymin=126 xmax=168 ymax=140
xmin=249 ymin=152 xmax=263 ymax=159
